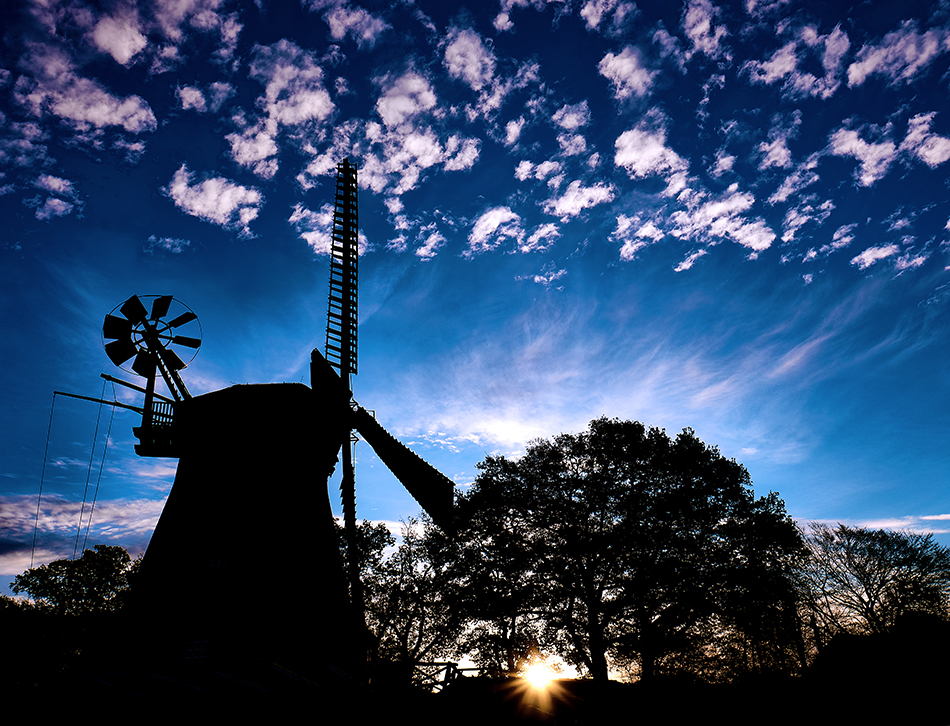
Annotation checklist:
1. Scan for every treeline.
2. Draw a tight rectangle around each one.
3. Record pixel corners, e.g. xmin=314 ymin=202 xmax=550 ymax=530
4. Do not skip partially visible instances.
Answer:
xmin=347 ymin=417 xmax=950 ymax=684
xmin=6 ymin=417 xmax=950 ymax=688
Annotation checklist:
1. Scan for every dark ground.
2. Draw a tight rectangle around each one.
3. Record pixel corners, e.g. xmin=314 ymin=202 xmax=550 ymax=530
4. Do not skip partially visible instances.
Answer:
xmin=3 ymin=605 xmax=948 ymax=724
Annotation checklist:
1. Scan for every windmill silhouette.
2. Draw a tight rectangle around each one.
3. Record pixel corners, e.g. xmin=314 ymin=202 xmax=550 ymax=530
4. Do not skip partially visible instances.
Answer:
xmin=100 ymin=158 xmax=455 ymax=677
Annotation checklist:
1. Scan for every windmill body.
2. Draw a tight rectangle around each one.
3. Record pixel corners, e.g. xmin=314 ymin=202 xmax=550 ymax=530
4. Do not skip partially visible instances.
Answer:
xmin=100 ymin=159 xmax=455 ymax=679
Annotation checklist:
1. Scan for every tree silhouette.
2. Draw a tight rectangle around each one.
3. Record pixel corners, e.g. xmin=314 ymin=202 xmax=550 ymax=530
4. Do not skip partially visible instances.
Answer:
xmin=338 ymin=517 xmax=462 ymax=682
xmin=800 ymin=523 xmax=950 ymax=648
xmin=454 ymin=418 xmax=804 ymax=681
xmin=11 ymin=545 xmax=139 ymax=615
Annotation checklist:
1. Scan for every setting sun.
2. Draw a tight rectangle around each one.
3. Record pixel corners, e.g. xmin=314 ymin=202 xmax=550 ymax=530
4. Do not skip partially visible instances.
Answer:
xmin=523 ymin=663 xmax=556 ymax=689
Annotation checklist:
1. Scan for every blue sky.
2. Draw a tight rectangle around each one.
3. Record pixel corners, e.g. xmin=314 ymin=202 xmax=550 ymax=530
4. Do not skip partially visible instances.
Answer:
xmin=2 ymin=0 xmax=950 ymax=593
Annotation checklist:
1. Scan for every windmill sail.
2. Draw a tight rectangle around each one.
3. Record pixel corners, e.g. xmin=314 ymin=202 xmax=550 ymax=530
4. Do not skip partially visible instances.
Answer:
xmin=351 ymin=406 xmax=455 ymax=533
xmin=311 ymin=349 xmax=455 ymax=532
xmin=326 ymin=158 xmax=359 ymax=378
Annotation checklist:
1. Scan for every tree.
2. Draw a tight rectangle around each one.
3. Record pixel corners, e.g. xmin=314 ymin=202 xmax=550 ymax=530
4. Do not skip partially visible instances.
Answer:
xmin=799 ymin=523 xmax=950 ymax=647
xmin=454 ymin=417 xmax=804 ymax=682
xmin=367 ymin=517 xmax=463 ymax=676
xmin=11 ymin=545 xmax=139 ymax=615
xmin=449 ymin=468 xmax=548 ymax=676
xmin=337 ymin=517 xmax=463 ymax=683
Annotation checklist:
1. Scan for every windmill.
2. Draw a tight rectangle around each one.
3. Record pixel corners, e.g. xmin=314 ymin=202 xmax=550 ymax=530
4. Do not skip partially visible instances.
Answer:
xmin=92 ymin=158 xmax=455 ymax=677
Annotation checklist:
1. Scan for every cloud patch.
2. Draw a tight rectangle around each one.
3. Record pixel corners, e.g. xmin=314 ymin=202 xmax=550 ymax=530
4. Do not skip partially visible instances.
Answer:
xmin=17 ymin=43 xmax=156 ymax=134
xmin=443 ymin=27 xmax=496 ymax=92
xmin=599 ymin=46 xmax=656 ymax=100
xmin=847 ymin=21 xmax=949 ymax=87
xmin=829 ymin=127 xmax=897 ymax=186
xmin=164 ymin=164 xmax=262 ymax=236
xmin=614 ymin=115 xmax=688 ymax=193
xmin=543 ymin=179 xmax=615 ymax=220
xmin=466 ymin=207 xmax=523 ymax=256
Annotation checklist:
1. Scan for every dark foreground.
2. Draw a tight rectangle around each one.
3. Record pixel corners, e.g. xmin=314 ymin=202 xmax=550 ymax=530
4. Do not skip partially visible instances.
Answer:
xmin=4 ymin=609 xmax=948 ymax=724
xmin=4 ymin=665 xmax=948 ymax=725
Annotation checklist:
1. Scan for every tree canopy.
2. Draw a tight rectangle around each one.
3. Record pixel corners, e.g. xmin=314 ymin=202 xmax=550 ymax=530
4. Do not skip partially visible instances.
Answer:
xmin=11 ymin=545 xmax=139 ymax=615
xmin=337 ymin=517 xmax=463 ymax=682
xmin=452 ymin=417 xmax=805 ymax=681
xmin=800 ymin=523 xmax=950 ymax=644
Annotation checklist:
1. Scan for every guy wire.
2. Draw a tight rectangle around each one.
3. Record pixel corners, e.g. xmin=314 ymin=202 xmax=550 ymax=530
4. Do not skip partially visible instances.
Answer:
xmin=31 ymin=393 xmax=57 ymax=568
xmin=81 ymin=381 xmax=117 ymax=553
xmin=74 ymin=380 xmax=107 ymax=559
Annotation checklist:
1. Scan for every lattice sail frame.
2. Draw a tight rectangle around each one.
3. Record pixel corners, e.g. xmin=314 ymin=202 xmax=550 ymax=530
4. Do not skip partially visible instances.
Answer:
xmin=326 ymin=158 xmax=359 ymax=378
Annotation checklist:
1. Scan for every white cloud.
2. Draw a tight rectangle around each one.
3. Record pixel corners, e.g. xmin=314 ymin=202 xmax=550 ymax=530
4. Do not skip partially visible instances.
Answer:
xmin=744 ymin=25 xmax=849 ymax=99
xmin=521 ymin=223 xmax=560 ymax=253
xmin=768 ymin=153 xmax=821 ymax=204
xmin=226 ymin=124 xmax=279 ymax=178
xmin=580 ymin=0 xmax=636 ymax=32
xmin=674 ymin=248 xmax=708 ymax=271
xmin=376 ymin=72 xmax=437 ymax=128
xmin=614 ymin=116 xmax=688 ymax=191
xmin=164 ymin=164 xmax=262 ymax=236
xmin=387 ymin=234 xmax=407 ymax=253
xmin=248 ymin=40 xmax=334 ymax=126
xmin=91 ymin=13 xmax=148 ymax=65
xmin=34 ymin=174 xmax=77 ymax=198
xmin=847 ymin=20 xmax=949 ymax=87
xmin=517 ymin=263 xmax=567 ymax=288
xmin=466 ymin=207 xmax=524 ymax=256
xmin=443 ymin=27 xmax=496 ymax=92
xmin=552 ymin=101 xmax=590 ymax=130
xmin=288 ymin=201 xmax=368 ymax=256
xmin=805 ymin=223 xmax=857 ymax=261
xmin=895 ymin=252 xmax=928 ymax=271
xmin=515 ymin=159 xmax=563 ymax=183
xmin=226 ymin=40 xmax=334 ymax=177
xmin=900 ymin=112 xmax=950 ymax=168
xmin=781 ymin=199 xmax=834 ymax=243
xmin=415 ymin=228 xmax=445 ymax=260
xmin=17 ymin=43 xmax=156 ymax=134
xmin=506 ymin=117 xmax=525 ymax=146
xmin=746 ymin=41 xmax=797 ymax=84
xmin=744 ymin=0 xmax=791 ymax=18
xmin=682 ymin=0 xmax=729 ymax=61
xmin=598 ymin=46 xmax=656 ymax=100
xmin=557 ymin=132 xmax=587 ymax=156
xmin=150 ymin=0 xmax=242 ymax=67
xmin=543 ymin=179 xmax=615 ymax=220
xmin=30 ymin=174 xmax=81 ymax=219
xmin=34 ymin=197 xmax=75 ymax=220
xmin=710 ymin=150 xmax=735 ymax=177
xmin=177 ymin=85 xmax=207 ymax=112
xmin=145 ymin=235 xmax=191 ymax=254
xmin=297 ymin=110 xmax=478 ymax=197
xmin=0 ymin=121 xmax=49 ymax=167
xmin=612 ymin=213 xmax=665 ymax=261
xmin=850 ymin=244 xmax=899 ymax=269
xmin=177 ymin=82 xmax=232 ymax=115
xmin=208 ymin=82 xmax=235 ymax=112
xmin=759 ymin=136 xmax=792 ymax=170
xmin=669 ymin=184 xmax=775 ymax=256
xmin=324 ymin=4 xmax=389 ymax=46
xmin=829 ymin=127 xmax=897 ymax=186
xmin=444 ymin=135 xmax=481 ymax=171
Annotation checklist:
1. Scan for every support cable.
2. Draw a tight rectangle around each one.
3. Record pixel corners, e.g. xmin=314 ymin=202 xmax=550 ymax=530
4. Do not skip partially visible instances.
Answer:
xmin=31 ymin=393 xmax=57 ymax=568
xmin=81 ymin=381 xmax=117 ymax=553
xmin=74 ymin=380 xmax=107 ymax=559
